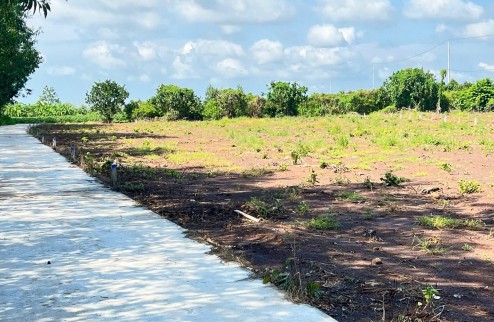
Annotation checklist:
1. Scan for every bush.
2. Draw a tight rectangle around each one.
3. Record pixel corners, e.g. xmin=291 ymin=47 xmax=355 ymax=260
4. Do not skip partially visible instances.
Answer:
xmin=131 ymin=101 xmax=158 ymax=120
xmin=347 ymin=89 xmax=383 ymax=114
xmin=203 ymin=85 xmax=248 ymax=119
xmin=202 ymin=100 xmax=223 ymax=120
xmin=380 ymin=68 xmax=438 ymax=111
xmin=302 ymin=93 xmax=347 ymax=116
xmin=265 ymin=81 xmax=308 ymax=117
xmin=151 ymin=84 xmax=202 ymax=120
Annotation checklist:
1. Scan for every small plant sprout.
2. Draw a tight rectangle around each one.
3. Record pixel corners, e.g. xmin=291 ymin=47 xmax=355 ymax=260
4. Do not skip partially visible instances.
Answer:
xmin=363 ymin=176 xmax=374 ymax=190
xmin=421 ymin=285 xmax=440 ymax=305
xmin=297 ymin=201 xmax=310 ymax=215
xmin=307 ymin=170 xmax=318 ymax=185
xmin=291 ymin=151 xmax=299 ymax=165
xmin=439 ymin=162 xmax=452 ymax=172
xmin=462 ymin=243 xmax=473 ymax=251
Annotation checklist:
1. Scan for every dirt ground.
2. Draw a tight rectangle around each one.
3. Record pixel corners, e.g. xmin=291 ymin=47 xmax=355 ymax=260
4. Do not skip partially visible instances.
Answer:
xmin=33 ymin=121 xmax=494 ymax=322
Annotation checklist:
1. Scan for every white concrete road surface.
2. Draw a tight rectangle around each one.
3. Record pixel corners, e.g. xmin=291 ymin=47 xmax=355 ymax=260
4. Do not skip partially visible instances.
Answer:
xmin=0 ymin=125 xmax=336 ymax=322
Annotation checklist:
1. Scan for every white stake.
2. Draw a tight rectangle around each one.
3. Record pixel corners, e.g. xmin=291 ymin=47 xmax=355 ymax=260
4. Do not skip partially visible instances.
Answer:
xmin=111 ymin=161 xmax=118 ymax=188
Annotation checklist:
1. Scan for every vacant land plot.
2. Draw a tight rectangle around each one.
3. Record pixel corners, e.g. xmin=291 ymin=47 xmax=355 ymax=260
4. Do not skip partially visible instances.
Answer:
xmin=33 ymin=111 xmax=494 ymax=321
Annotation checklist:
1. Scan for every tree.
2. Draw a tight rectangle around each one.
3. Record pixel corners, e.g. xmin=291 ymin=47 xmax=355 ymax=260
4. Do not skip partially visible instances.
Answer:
xmin=0 ymin=4 xmax=42 ymax=113
xmin=380 ymin=68 xmax=438 ymax=111
xmin=265 ymin=81 xmax=308 ymax=117
xmin=150 ymin=84 xmax=202 ymax=120
xmin=203 ymin=85 xmax=247 ymax=120
xmin=85 ymin=80 xmax=129 ymax=123
xmin=38 ymin=85 xmax=60 ymax=106
xmin=1 ymin=0 xmax=52 ymax=17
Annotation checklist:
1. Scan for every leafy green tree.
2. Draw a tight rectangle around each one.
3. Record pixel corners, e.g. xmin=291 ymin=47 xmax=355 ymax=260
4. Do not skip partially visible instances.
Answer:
xmin=0 ymin=4 xmax=42 ymax=113
xmin=203 ymin=85 xmax=247 ymax=120
xmin=85 ymin=80 xmax=129 ymax=123
xmin=150 ymin=84 xmax=202 ymax=120
xmin=38 ymin=85 xmax=60 ymax=106
xmin=380 ymin=68 xmax=438 ymax=111
xmin=265 ymin=81 xmax=308 ymax=117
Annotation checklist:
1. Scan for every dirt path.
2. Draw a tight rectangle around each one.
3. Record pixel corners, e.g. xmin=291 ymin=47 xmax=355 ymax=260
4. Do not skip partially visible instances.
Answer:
xmin=0 ymin=125 xmax=334 ymax=322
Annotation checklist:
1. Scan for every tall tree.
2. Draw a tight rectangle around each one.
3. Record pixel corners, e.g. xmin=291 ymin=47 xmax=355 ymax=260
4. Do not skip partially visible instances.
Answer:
xmin=86 ymin=80 xmax=129 ymax=123
xmin=0 ymin=4 xmax=42 ymax=112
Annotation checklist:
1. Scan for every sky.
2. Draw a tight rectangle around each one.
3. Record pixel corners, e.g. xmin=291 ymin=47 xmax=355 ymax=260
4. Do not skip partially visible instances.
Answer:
xmin=22 ymin=0 xmax=494 ymax=105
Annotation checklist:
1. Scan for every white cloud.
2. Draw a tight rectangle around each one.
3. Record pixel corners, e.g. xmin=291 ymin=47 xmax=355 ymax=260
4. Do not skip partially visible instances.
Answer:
xmin=216 ymin=58 xmax=248 ymax=78
xmin=171 ymin=56 xmax=196 ymax=79
xmin=404 ymin=0 xmax=483 ymax=20
xmin=173 ymin=0 xmax=295 ymax=24
xmin=139 ymin=74 xmax=151 ymax=82
xmin=182 ymin=40 xmax=243 ymax=57
xmin=46 ymin=66 xmax=77 ymax=76
xmin=221 ymin=25 xmax=242 ymax=35
xmin=284 ymin=46 xmax=351 ymax=66
xmin=250 ymin=39 xmax=284 ymax=64
xmin=82 ymin=41 xmax=126 ymax=69
xmin=479 ymin=62 xmax=494 ymax=72
xmin=98 ymin=28 xmax=120 ymax=40
xmin=462 ymin=19 xmax=494 ymax=37
xmin=134 ymin=41 xmax=157 ymax=61
xmin=307 ymin=24 xmax=356 ymax=47
xmin=317 ymin=0 xmax=393 ymax=21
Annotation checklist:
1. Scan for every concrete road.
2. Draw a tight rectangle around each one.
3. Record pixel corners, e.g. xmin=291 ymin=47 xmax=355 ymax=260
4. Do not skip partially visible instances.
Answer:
xmin=0 ymin=125 xmax=336 ymax=322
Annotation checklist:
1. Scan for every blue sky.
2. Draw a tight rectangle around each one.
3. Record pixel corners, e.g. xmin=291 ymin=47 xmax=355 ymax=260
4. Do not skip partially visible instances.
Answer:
xmin=23 ymin=0 xmax=494 ymax=105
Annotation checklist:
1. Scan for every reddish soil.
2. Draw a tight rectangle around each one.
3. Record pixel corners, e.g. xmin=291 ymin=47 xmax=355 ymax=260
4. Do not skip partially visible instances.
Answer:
xmin=34 ymin=123 xmax=494 ymax=322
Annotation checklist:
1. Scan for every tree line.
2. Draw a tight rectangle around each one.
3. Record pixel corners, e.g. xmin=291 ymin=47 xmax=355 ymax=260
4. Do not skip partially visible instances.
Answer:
xmin=3 ymin=70 xmax=494 ymax=123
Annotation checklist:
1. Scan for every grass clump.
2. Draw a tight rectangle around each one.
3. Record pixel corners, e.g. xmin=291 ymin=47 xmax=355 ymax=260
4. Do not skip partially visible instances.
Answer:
xmin=458 ymin=179 xmax=481 ymax=194
xmin=338 ymin=191 xmax=364 ymax=202
xmin=306 ymin=215 xmax=340 ymax=230
xmin=380 ymin=170 xmax=409 ymax=186
xmin=417 ymin=215 xmax=484 ymax=230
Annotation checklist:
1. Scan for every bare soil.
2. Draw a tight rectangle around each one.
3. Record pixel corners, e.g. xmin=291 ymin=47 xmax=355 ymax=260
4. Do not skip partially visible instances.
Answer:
xmin=33 ymin=122 xmax=494 ymax=322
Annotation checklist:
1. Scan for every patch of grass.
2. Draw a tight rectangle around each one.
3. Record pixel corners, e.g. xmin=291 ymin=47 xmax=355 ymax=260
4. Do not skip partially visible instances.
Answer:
xmin=245 ymin=197 xmax=281 ymax=219
xmin=380 ymin=170 xmax=409 ymax=186
xmin=461 ymin=243 xmax=473 ymax=251
xmin=412 ymin=235 xmax=447 ymax=255
xmin=241 ymin=167 xmax=275 ymax=178
xmin=338 ymin=191 xmax=364 ymax=202
xmin=417 ymin=215 xmax=463 ymax=229
xmin=458 ymin=179 xmax=481 ymax=194
xmin=417 ymin=215 xmax=484 ymax=230
xmin=306 ymin=215 xmax=340 ymax=230
xmin=438 ymin=162 xmax=452 ymax=172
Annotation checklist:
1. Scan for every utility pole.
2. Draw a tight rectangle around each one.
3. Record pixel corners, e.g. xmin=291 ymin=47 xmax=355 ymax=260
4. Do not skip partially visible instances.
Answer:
xmin=447 ymin=41 xmax=451 ymax=83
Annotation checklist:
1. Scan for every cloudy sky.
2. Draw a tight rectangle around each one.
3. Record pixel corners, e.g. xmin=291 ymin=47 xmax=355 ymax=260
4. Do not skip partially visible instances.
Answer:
xmin=23 ymin=0 xmax=494 ymax=105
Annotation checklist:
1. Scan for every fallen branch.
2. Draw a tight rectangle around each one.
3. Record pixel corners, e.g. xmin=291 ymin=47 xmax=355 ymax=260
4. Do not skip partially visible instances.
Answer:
xmin=234 ymin=209 xmax=261 ymax=223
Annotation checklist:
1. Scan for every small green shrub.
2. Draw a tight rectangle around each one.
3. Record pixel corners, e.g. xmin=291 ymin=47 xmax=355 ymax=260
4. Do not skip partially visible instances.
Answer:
xmin=438 ymin=163 xmax=452 ymax=172
xmin=380 ymin=170 xmax=408 ymax=186
xmin=459 ymin=180 xmax=481 ymax=194
xmin=307 ymin=215 xmax=340 ymax=230
xmin=338 ymin=191 xmax=364 ymax=202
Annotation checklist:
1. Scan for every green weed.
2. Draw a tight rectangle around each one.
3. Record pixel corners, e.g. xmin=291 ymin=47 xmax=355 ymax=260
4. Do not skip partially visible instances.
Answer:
xmin=458 ymin=179 xmax=481 ymax=194
xmin=307 ymin=215 xmax=340 ymax=230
